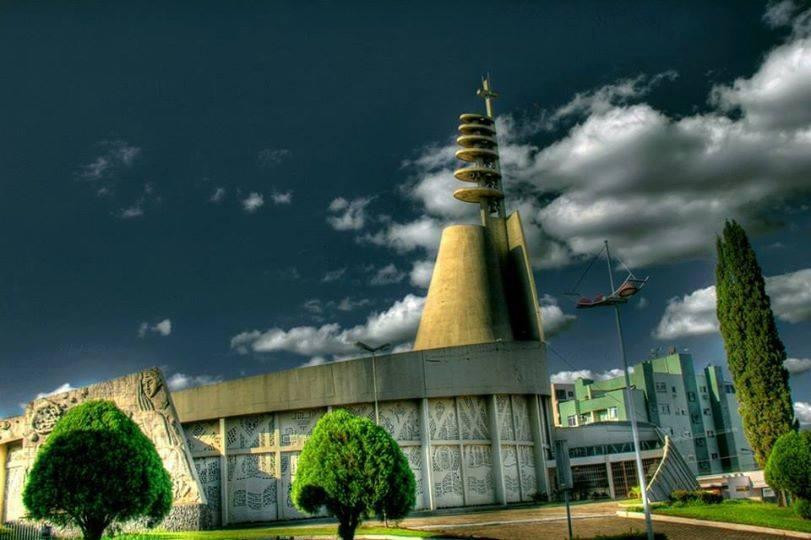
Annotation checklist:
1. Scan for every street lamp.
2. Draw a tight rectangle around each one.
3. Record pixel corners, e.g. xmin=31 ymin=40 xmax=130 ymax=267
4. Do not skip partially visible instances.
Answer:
xmin=355 ymin=341 xmax=391 ymax=424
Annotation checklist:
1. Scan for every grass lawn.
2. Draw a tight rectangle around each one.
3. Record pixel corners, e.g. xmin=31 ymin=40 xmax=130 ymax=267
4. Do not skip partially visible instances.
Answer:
xmin=113 ymin=524 xmax=436 ymax=539
xmin=644 ymin=500 xmax=811 ymax=533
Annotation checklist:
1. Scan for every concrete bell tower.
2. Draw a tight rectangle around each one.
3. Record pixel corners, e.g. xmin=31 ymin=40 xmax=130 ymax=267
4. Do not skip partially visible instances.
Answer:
xmin=414 ymin=77 xmax=545 ymax=351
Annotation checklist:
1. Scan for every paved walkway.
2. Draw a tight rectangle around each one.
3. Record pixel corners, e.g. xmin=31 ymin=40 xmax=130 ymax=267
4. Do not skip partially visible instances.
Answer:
xmin=397 ymin=501 xmax=783 ymax=539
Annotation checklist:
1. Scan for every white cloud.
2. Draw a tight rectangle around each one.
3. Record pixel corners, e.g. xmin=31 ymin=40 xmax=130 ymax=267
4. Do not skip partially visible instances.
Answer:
xmin=36 ymin=383 xmax=76 ymax=399
xmin=210 ymin=187 xmax=226 ymax=203
xmin=242 ymin=192 xmax=265 ymax=213
xmin=654 ymin=268 xmax=811 ymax=339
xmin=231 ymin=294 xmax=425 ymax=358
xmin=79 ymin=141 xmax=141 ymax=181
xmin=795 ymin=401 xmax=811 ymax=426
xmin=336 ymin=297 xmax=371 ymax=312
xmin=138 ymin=318 xmax=172 ymax=338
xmin=327 ymin=197 xmax=372 ymax=231
xmin=321 ymin=267 xmax=347 ymax=283
xmin=118 ymin=204 xmax=144 ymax=219
xmin=764 ymin=0 xmax=799 ymax=28
xmin=372 ymin=6 xmax=811 ymax=269
xmin=655 ymin=286 xmax=718 ymax=340
xmin=272 ymin=191 xmax=293 ymax=205
xmin=409 ymin=259 xmax=435 ymax=289
xmin=539 ymin=294 xmax=576 ymax=339
xmin=166 ymin=373 xmax=222 ymax=391
xmin=785 ymin=357 xmax=811 ymax=375
xmin=550 ymin=369 xmax=628 ymax=385
xmin=370 ymin=264 xmax=406 ymax=286
xmin=257 ymin=148 xmax=291 ymax=167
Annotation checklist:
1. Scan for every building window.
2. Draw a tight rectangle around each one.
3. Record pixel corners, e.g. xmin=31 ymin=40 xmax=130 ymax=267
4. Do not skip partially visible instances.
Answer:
xmin=687 ymin=391 xmax=696 ymax=402
xmin=580 ymin=414 xmax=591 ymax=425
xmin=691 ymin=413 xmax=700 ymax=423
xmin=707 ymin=430 xmax=715 ymax=437
xmin=696 ymin=437 xmax=706 ymax=447
xmin=567 ymin=415 xmax=577 ymax=427
xmin=703 ymin=408 xmax=711 ymax=416
xmin=608 ymin=407 xmax=618 ymax=419
xmin=711 ymin=452 xmax=718 ymax=459
xmin=568 ymin=391 xmax=574 ymax=398
xmin=700 ymin=385 xmax=707 ymax=393
xmin=725 ymin=384 xmax=735 ymax=394
xmin=655 ymin=382 xmax=667 ymax=393
xmin=556 ymin=389 xmax=568 ymax=400
xmin=672 ymin=386 xmax=677 ymax=394
xmin=660 ymin=404 xmax=671 ymax=415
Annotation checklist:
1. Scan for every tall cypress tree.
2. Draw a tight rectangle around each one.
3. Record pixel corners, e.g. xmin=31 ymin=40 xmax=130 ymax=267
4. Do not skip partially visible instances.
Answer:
xmin=716 ymin=220 xmax=795 ymax=468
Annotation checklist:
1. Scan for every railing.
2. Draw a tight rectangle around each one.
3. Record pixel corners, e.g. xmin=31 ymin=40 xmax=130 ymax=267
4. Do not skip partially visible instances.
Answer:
xmin=1 ymin=522 xmax=55 ymax=540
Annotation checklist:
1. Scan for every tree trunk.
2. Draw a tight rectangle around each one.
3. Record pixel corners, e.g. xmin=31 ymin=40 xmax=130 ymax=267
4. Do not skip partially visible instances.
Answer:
xmin=338 ymin=511 xmax=360 ymax=540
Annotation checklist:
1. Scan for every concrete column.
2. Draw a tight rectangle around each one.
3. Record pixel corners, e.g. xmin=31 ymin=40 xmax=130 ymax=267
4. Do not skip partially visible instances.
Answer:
xmin=529 ymin=394 xmax=550 ymax=498
xmin=274 ymin=412 xmax=282 ymax=520
xmin=0 ymin=443 xmax=7 ymax=522
xmin=488 ymin=394 xmax=507 ymax=505
xmin=218 ymin=418 xmax=229 ymax=526
xmin=419 ymin=398 xmax=435 ymax=510
xmin=606 ymin=460 xmax=616 ymax=499
xmin=510 ymin=396 xmax=523 ymax=501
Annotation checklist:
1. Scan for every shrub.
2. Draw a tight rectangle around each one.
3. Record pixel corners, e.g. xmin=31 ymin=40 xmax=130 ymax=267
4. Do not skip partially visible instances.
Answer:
xmin=765 ymin=431 xmax=811 ymax=502
xmin=628 ymin=486 xmax=642 ymax=500
xmin=795 ymin=498 xmax=811 ymax=520
xmin=530 ymin=491 xmax=548 ymax=503
xmin=291 ymin=409 xmax=416 ymax=540
xmin=670 ymin=490 xmax=722 ymax=505
xmin=22 ymin=401 xmax=172 ymax=540
xmin=593 ymin=531 xmax=668 ymax=539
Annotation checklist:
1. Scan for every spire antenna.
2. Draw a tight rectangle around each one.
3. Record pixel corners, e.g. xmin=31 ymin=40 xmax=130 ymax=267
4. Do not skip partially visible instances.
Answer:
xmin=476 ymin=75 xmax=499 ymax=118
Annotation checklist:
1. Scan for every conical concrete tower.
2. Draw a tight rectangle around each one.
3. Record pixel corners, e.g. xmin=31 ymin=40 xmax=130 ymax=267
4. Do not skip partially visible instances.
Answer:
xmin=414 ymin=77 xmax=544 ymax=351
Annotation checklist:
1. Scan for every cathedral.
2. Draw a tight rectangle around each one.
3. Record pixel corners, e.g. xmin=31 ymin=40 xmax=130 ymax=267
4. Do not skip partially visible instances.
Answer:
xmin=0 ymin=79 xmax=694 ymax=530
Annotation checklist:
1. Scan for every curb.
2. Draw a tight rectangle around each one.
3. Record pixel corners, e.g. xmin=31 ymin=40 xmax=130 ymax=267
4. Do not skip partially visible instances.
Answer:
xmin=616 ymin=510 xmax=811 ymax=538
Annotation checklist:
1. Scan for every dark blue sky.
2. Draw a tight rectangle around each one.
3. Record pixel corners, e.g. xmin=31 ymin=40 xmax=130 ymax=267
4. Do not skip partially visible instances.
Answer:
xmin=1 ymin=0 xmax=810 ymax=417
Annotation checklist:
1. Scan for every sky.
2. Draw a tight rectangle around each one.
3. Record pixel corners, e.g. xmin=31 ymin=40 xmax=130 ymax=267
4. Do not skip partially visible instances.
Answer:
xmin=1 ymin=0 xmax=810 ymax=423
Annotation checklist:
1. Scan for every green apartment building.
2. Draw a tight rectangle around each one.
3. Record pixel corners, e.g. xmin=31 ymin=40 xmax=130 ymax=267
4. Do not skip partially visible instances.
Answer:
xmin=556 ymin=353 xmax=757 ymax=476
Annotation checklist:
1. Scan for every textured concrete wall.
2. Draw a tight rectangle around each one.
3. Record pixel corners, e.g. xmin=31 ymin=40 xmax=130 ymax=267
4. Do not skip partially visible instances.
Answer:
xmin=173 ymin=341 xmax=549 ymax=423
xmin=182 ymin=393 xmax=550 ymax=526
xmin=0 ymin=369 xmax=205 ymax=528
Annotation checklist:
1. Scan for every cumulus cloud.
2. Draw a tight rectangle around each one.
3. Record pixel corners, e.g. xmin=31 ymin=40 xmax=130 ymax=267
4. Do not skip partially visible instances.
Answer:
xmin=166 ymin=373 xmax=222 ymax=391
xmin=231 ymin=294 xmax=425 ymax=358
xmin=138 ymin=318 xmax=172 ymax=338
xmin=550 ymin=369 xmax=628 ymax=385
xmin=336 ymin=297 xmax=371 ymax=312
xmin=242 ymin=192 xmax=265 ymax=213
xmin=321 ymin=267 xmax=347 ymax=283
xmin=370 ymin=264 xmax=406 ymax=286
xmin=409 ymin=259 xmax=435 ymax=289
xmin=327 ymin=197 xmax=372 ymax=231
xmin=540 ymin=294 xmax=577 ymax=339
xmin=35 ymin=383 xmax=77 ymax=399
xmin=79 ymin=140 xmax=141 ymax=181
xmin=654 ymin=268 xmax=811 ymax=339
xmin=210 ymin=187 xmax=226 ymax=203
xmin=257 ymin=148 xmax=291 ymax=167
xmin=271 ymin=191 xmax=293 ymax=205
xmin=795 ymin=401 xmax=811 ymax=426
xmin=362 ymin=6 xmax=811 ymax=269
xmin=785 ymin=357 xmax=811 ymax=375
xmin=764 ymin=0 xmax=800 ymax=28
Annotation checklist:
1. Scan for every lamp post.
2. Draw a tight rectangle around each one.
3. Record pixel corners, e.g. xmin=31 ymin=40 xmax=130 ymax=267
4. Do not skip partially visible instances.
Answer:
xmin=604 ymin=240 xmax=654 ymax=540
xmin=355 ymin=341 xmax=391 ymax=424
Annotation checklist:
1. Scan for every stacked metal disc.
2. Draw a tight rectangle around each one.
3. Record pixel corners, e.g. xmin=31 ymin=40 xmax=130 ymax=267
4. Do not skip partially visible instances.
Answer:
xmin=452 ymin=113 xmax=504 ymax=215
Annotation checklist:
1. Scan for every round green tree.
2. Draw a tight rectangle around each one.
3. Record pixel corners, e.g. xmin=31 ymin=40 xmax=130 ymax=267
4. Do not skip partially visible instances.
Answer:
xmin=765 ymin=430 xmax=811 ymax=516
xmin=23 ymin=400 xmax=172 ymax=540
xmin=291 ymin=409 xmax=416 ymax=540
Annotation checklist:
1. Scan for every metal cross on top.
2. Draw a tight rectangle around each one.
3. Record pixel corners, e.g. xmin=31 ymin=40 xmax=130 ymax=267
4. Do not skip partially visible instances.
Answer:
xmin=476 ymin=75 xmax=499 ymax=118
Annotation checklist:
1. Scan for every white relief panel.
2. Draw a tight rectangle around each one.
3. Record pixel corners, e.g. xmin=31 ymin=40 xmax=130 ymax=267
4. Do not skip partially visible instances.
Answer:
xmin=428 ymin=398 xmax=458 ymax=441
xmin=344 ymin=403 xmax=375 ymax=422
xmin=458 ymin=396 xmax=489 ymax=441
xmin=3 ymin=443 xmax=26 ymax=521
xmin=463 ymin=445 xmax=495 ymax=505
xmin=518 ymin=446 xmax=537 ymax=500
xmin=501 ymin=445 xmax=521 ymax=502
xmin=432 ymin=445 xmax=463 ymax=508
xmin=402 ymin=446 xmax=425 ymax=509
xmin=279 ymin=409 xmax=325 ymax=448
xmin=194 ymin=457 xmax=222 ymax=526
xmin=512 ymin=396 xmax=532 ymax=442
xmin=226 ymin=453 xmax=278 ymax=523
xmin=185 ymin=420 xmax=222 ymax=454
xmin=497 ymin=395 xmax=515 ymax=441
xmin=226 ymin=414 xmax=275 ymax=451
xmin=380 ymin=401 xmax=420 ymax=441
